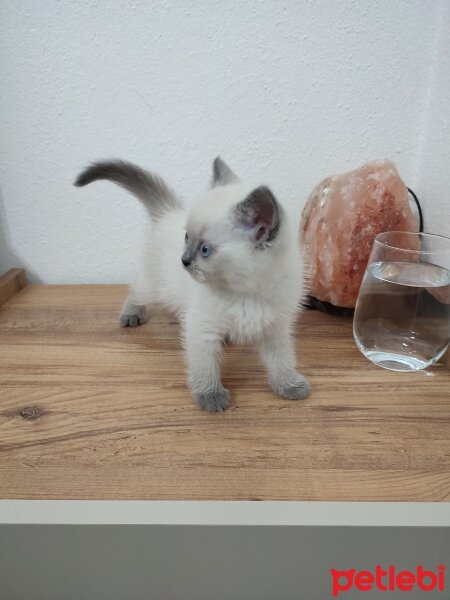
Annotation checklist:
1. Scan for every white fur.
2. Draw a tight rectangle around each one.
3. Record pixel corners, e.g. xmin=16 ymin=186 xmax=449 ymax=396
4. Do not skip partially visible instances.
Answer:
xmin=125 ymin=183 xmax=309 ymax=411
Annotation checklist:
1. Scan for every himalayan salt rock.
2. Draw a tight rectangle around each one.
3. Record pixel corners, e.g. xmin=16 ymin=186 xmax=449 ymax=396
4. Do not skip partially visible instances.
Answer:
xmin=300 ymin=159 xmax=419 ymax=309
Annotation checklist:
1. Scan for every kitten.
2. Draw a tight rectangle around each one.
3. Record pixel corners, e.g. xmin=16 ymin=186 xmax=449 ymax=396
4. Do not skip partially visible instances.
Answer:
xmin=75 ymin=157 xmax=310 ymax=411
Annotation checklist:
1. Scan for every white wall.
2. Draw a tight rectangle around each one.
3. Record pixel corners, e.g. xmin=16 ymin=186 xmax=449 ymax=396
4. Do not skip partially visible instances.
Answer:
xmin=0 ymin=0 xmax=448 ymax=284
xmin=415 ymin=0 xmax=450 ymax=237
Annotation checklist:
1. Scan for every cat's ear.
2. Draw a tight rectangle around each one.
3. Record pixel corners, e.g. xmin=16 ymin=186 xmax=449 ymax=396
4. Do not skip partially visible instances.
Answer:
xmin=234 ymin=186 xmax=281 ymax=244
xmin=212 ymin=156 xmax=240 ymax=187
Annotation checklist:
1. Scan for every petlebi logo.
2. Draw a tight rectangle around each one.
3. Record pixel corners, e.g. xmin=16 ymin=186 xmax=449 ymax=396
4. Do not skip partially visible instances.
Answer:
xmin=330 ymin=564 xmax=445 ymax=597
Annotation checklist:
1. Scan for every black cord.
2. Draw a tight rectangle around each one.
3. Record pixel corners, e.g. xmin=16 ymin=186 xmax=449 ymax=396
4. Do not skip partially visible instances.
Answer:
xmin=407 ymin=187 xmax=424 ymax=232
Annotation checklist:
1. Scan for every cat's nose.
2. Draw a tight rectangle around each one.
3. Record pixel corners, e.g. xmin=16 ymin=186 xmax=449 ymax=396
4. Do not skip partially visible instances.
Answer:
xmin=181 ymin=251 xmax=192 ymax=267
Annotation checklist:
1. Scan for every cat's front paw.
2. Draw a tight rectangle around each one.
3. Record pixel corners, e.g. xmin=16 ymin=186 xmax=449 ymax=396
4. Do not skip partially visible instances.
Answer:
xmin=275 ymin=373 xmax=310 ymax=400
xmin=119 ymin=305 xmax=147 ymax=327
xmin=193 ymin=387 xmax=231 ymax=412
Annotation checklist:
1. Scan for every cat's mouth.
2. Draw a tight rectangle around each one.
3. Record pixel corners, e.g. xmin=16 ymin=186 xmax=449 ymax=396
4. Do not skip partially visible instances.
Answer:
xmin=185 ymin=265 xmax=206 ymax=283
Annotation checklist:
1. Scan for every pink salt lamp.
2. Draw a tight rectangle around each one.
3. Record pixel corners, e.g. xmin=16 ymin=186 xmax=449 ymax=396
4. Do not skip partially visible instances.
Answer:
xmin=300 ymin=159 xmax=420 ymax=311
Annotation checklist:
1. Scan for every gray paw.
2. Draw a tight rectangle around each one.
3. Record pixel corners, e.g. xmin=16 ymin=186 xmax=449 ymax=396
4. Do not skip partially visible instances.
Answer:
xmin=119 ymin=305 xmax=147 ymax=328
xmin=275 ymin=374 xmax=310 ymax=400
xmin=194 ymin=387 xmax=231 ymax=412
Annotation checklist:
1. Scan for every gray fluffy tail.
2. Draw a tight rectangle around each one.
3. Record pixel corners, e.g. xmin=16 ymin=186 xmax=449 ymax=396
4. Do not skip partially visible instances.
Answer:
xmin=74 ymin=160 xmax=182 ymax=220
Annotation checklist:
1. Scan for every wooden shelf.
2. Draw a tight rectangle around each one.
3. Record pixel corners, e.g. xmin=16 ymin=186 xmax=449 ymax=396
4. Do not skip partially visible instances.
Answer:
xmin=0 ymin=273 xmax=449 ymax=501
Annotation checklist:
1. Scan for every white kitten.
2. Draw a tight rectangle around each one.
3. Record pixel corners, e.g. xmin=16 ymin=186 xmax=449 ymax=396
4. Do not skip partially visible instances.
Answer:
xmin=75 ymin=157 xmax=310 ymax=411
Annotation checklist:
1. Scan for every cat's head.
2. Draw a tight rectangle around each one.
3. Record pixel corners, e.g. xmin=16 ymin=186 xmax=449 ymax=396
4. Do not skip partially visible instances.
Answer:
xmin=182 ymin=158 xmax=288 ymax=291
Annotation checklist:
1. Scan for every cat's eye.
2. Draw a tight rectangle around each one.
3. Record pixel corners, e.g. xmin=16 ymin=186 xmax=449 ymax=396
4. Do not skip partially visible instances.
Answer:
xmin=185 ymin=232 xmax=188 ymax=243
xmin=200 ymin=243 xmax=211 ymax=258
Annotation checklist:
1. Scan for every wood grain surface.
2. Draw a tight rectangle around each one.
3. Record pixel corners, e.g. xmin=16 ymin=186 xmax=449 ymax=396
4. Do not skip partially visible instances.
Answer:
xmin=0 ymin=268 xmax=26 ymax=308
xmin=0 ymin=283 xmax=449 ymax=501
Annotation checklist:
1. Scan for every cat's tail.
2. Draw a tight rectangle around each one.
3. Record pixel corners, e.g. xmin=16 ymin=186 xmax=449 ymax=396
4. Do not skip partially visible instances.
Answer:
xmin=74 ymin=160 xmax=182 ymax=220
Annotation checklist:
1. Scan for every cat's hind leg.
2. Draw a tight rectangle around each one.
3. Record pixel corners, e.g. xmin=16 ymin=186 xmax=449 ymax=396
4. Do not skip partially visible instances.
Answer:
xmin=119 ymin=274 xmax=153 ymax=328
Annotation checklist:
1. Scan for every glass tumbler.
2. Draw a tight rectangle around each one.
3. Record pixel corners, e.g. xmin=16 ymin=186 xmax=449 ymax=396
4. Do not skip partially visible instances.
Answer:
xmin=353 ymin=231 xmax=450 ymax=371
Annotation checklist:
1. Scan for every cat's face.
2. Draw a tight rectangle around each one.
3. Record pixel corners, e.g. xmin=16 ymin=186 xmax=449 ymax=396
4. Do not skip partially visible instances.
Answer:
xmin=182 ymin=183 xmax=284 ymax=291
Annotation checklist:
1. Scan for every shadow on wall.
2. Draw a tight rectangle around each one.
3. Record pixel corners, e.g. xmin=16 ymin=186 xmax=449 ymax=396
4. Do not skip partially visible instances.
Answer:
xmin=0 ymin=186 xmax=41 ymax=282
